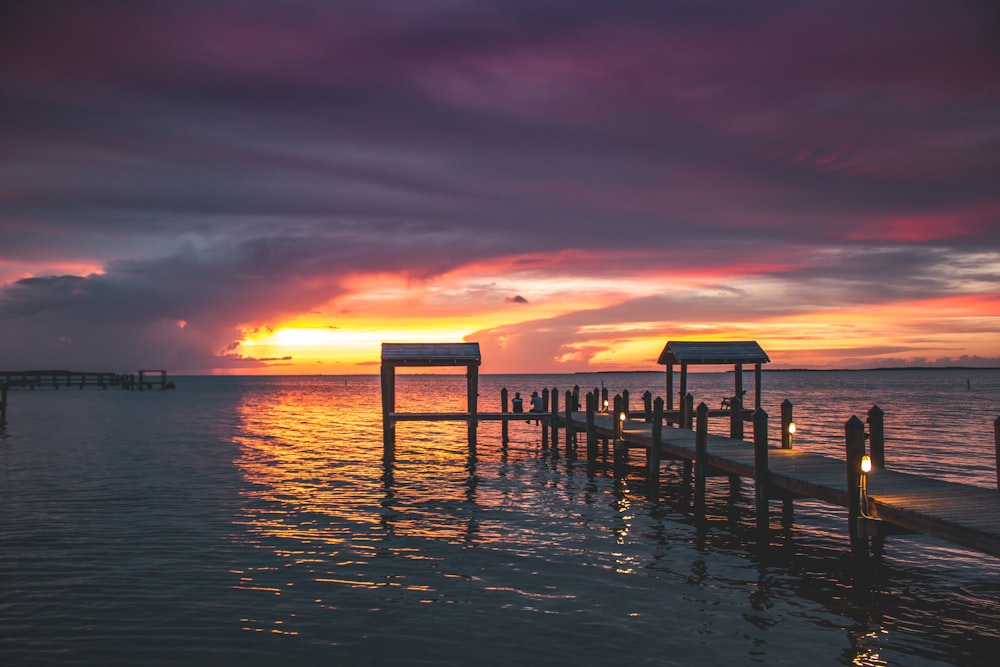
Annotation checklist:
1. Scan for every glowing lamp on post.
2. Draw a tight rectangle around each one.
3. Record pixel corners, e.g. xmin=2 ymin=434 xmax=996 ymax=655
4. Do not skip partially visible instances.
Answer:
xmin=788 ymin=421 xmax=796 ymax=447
xmin=860 ymin=454 xmax=872 ymax=496
xmin=603 ymin=398 xmax=609 ymax=413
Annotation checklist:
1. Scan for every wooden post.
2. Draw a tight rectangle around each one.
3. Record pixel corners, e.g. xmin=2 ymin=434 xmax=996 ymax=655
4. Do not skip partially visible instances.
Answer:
xmin=734 ymin=363 xmax=743 ymax=409
xmin=868 ymin=405 xmax=885 ymax=469
xmin=683 ymin=393 xmax=694 ymax=430
xmin=729 ymin=396 xmax=743 ymax=440
xmin=600 ymin=386 xmax=608 ymax=413
xmin=666 ymin=364 xmax=674 ymax=411
xmin=586 ymin=391 xmax=598 ymax=460
xmin=753 ymin=408 xmax=769 ymax=530
xmin=679 ymin=365 xmax=688 ymax=417
xmin=994 ymin=416 xmax=999 ymax=492
xmin=564 ymin=390 xmax=574 ymax=455
xmin=613 ymin=394 xmax=626 ymax=467
xmin=845 ymin=416 xmax=868 ymax=557
xmin=500 ymin=388 xmax=509 ymax=444
xmin=781 ymin=399 xmax=793 ymax=449
xmin=754 ymin=363 xmax=763 ymax=409
xmin=541 ymin=387 xmax=550 ymax=449
xmin=694 ymin=402 xmax=709 ymax=514
xmin=779 ymin=399 xmax=794 ymax=523
xmin=622 ymin=389 xmax=630 ymax=418
xmin=642 ymin=391 xmax=652 ymax=422
xmin=467 ymin=365 xmax=478 ymax=455
xmin=380 ymin=365 xmax=396 ymax=463
xmin=649 ymin=397 xmax=664 ymax=489
xmin=550 ymin=387 xmax=560 ymax=450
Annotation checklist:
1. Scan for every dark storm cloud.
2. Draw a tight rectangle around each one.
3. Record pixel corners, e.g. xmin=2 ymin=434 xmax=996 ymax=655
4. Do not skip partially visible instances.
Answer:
xmin=1 ymin=0 xmax=998 ymax=369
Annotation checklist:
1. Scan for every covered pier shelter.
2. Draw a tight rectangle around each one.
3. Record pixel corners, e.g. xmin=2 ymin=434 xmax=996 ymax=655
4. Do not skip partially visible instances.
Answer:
xmin=380 ymin=342 xmax=481 ymax=462
xmin=657 ymin=341 xmax=770 ymax=419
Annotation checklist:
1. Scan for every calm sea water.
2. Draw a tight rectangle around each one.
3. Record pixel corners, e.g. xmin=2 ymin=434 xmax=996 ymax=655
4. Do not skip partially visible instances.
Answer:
xmin=1 ymin=370 xmax=999 ymax=666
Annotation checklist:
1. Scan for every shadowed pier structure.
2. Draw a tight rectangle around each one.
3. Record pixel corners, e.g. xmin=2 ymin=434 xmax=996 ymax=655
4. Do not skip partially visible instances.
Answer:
xmin=380 ymin=342 xmax=556 ymax=464
xmin=377 ymin=339 xmax=1000 ymax=559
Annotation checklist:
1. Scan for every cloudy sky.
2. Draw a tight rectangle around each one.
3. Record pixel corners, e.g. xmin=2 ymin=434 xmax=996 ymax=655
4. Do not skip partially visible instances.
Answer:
xmin=1 ymin=0 xmax=998 ymax=374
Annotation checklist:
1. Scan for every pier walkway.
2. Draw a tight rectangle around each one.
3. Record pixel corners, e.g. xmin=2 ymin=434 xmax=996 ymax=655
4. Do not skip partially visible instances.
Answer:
xmin=560 ymin=408 xmax=1000 ymax=559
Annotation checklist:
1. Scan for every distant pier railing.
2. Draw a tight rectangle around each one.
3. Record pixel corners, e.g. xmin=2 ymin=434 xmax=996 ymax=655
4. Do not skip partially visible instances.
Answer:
xmin=0 ymin=369 xmax=174 ymax=428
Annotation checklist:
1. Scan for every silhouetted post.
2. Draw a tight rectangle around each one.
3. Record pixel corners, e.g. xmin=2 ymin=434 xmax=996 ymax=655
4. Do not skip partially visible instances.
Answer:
xmin=467 ymin=365 xmax=478 ymax=455
xmin=550 ymin=387 xmax=560 ymax=450
xmin=601 ymin=387 xmax=609 ymax=413
xmin=381 ymin=365 xmax=396 ymax=463
xmin=868 ymin=405 xmax=885 ymax=469
xmin=753 ymin=408 xmax=769 ymax=531
xmin=573 ymin=385 xmax=580 ymax=411
xmin=501 ymin=388 xmax=509 ymax=444
xmin=586 ymin=392 xmax=598 ymax=460
xmin=994 ymin=416 xmax=999 ymax=492
xmin=845 ymin=416 xmax=868 ymax=557
xmin=613 ymin=394 xmax=627 ymax=468
xmin=694 ymin=402 xmax=709 ymax=515
xmin=622 ymin=389 xmax=630 ymax=418
xmin=729 ymin=396 xmax=743 ymax=440
xmin=564 ymin=390 xmax=575 ymax=455
xmin=683 ymin=393 xmax=694 ymax=430
xmin=780 ymin=399 xmax=793 ymax=449
xmin=541 ymin=388 xmax=550 ymax=449
xmin=779 ymin=399 xmax=794 ymax=523
xmin=642 ymin=391 xmax=652 ymax=422
xmin=649 ymin=397 xmax=664 ymax=490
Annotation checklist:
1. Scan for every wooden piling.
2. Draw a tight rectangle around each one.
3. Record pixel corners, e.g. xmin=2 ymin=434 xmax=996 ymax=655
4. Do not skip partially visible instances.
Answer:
xmin=694 ymin=402 xmax=709 ymax=514
xmin=779 ymin=399 xmax=794 ymax=522
xmin=868 ymin=405 xmax=885 ymax=469
xmin=753 ymin=408 xmax=769 ymax=530
xmin=500 ymin=388 xmax=509 ymax=444
xmin=613 ymin=394 xmax=626 ymax=467
xmin=730 ymin=396 xmax=743 ymax=440
xmin=649 ymin=397 xmax=664 ymax=489
xmin=994 ymin=416 xmax=999 ymax=492
xmin=622 ymin=389 xmax=630 ymax=418
xmin=845 ymin=415 xmax=868 ymax=557
xmin=550 ymin=387 xmax=560 ymax=451
xmin=586 ymin=391 xmax=598 ymax=460
xmin=780 ymin=399 xmax=793 ymax=449
xmin=642 ymin=390 xmax=652 ymax=422
xmin=381 ymin=365 xmax=396 ymax=462
xmin=683 ymin=392 xmax=694 ymax=430
xmin=564 ymin=390 xmax=574 ymax=455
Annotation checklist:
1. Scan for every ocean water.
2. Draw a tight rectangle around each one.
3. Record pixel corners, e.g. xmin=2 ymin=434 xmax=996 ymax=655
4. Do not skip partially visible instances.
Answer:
xmin=1 ymin=369 xmax=999 ymax=666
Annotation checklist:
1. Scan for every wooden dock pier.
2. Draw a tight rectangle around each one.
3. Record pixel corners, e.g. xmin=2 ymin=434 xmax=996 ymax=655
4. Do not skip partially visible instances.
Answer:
xmin=0 ymin=369 xmax=174 ymax=428
xmin=378 ymin=339 xmax=1000 ymax=560
xmin=556 ymin=401 xmax=1000 ymax=559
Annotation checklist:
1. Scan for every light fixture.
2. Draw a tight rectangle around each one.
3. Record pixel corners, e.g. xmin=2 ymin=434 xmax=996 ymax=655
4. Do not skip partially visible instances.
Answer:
xmin=788 ymin=421 xmax=796 ymax=446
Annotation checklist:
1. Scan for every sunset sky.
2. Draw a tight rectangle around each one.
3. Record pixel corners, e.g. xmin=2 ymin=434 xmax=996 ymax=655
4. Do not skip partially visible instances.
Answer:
xmin=1 ymin=0 xmax=998 ymax=375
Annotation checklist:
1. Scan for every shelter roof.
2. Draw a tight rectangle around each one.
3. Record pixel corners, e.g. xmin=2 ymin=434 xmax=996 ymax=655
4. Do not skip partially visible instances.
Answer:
xmin=380 ymin=342 xmax=481 ymax=367
xmin=657 ymin=341 xmax=769 ymax=366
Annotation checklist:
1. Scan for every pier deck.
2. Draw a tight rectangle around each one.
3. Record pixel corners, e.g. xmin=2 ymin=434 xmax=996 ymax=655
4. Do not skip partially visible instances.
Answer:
xmin=564 ymin=412 xmax=1000 ymax=558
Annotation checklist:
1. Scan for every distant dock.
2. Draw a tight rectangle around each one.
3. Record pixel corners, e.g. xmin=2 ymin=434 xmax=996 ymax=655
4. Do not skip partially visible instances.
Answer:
xmin=0 ymin=369 xmax=172 ymax=391
xmin=0 ymin=369 xmax=173 ymax=427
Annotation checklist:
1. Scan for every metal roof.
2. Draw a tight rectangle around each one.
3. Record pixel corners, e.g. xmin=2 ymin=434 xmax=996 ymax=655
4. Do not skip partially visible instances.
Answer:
xmin=381 ymin=342 xmax=482 ymax=367
xmin=657 ymin=341 xmax=769 ymax=366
